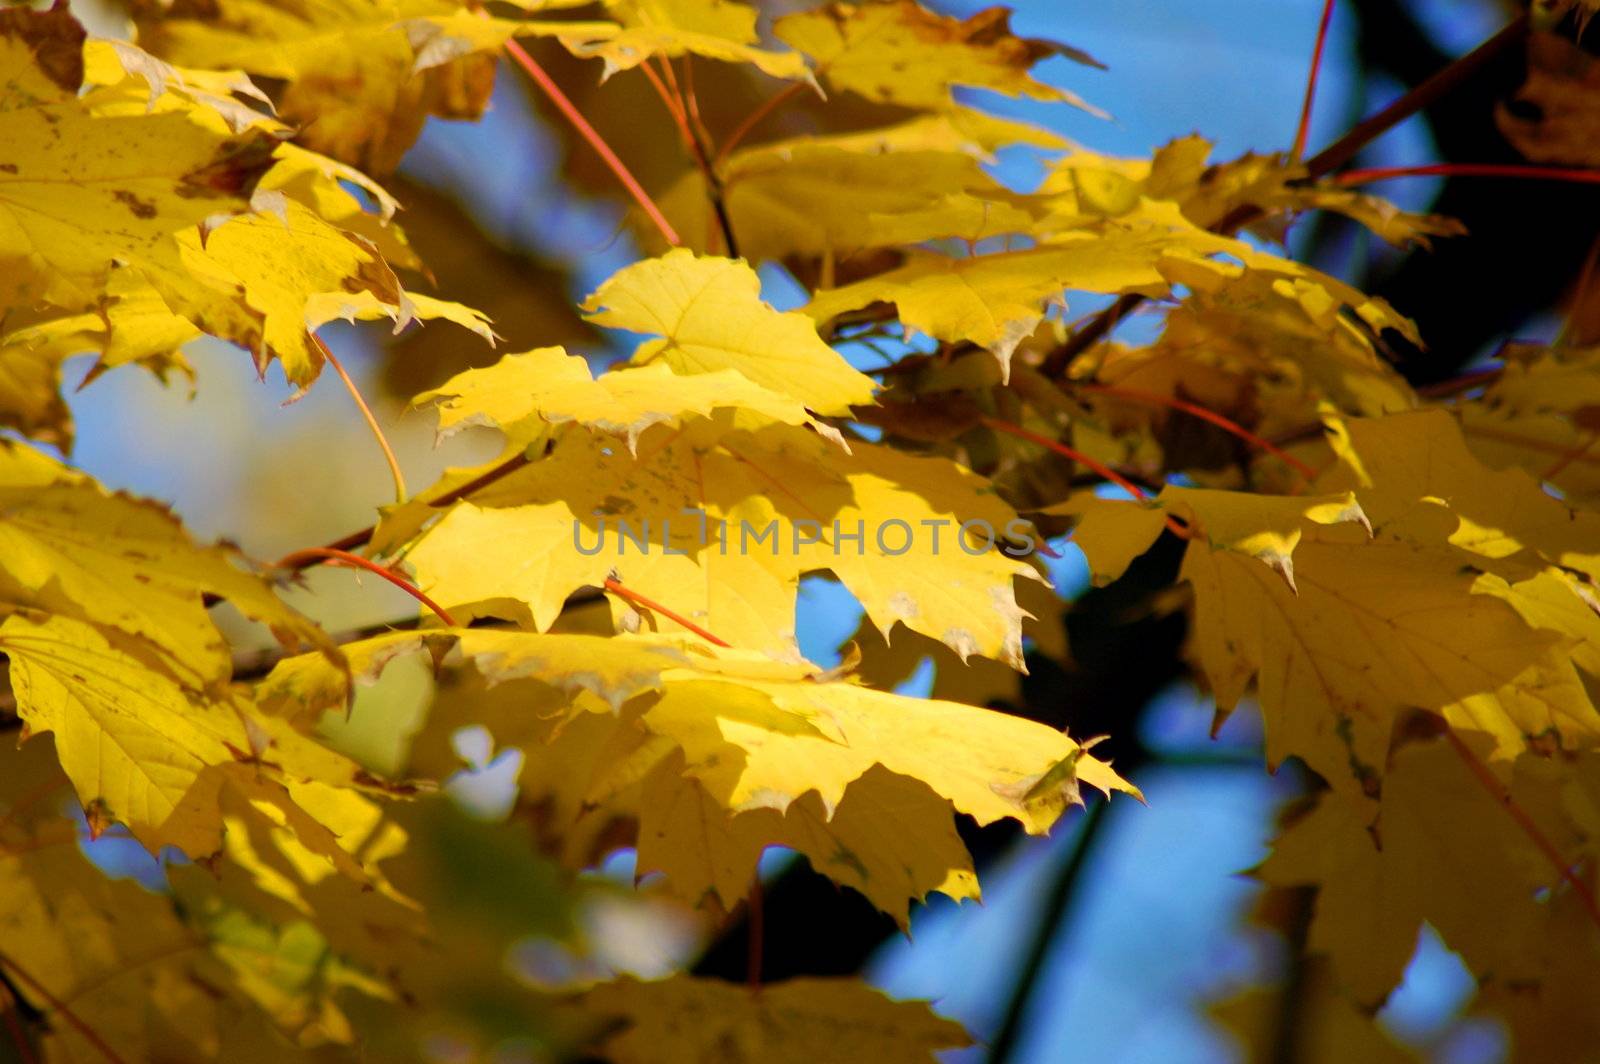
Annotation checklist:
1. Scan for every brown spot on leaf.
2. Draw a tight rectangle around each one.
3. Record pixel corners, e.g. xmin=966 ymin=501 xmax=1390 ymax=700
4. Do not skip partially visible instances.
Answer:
xmin=113 ymin=189 xmax=158 ymax=220
xmin=0 ymin=2 xmax=86 ymax=97
xmin=83 ymin=797 xmax=115 ymax=840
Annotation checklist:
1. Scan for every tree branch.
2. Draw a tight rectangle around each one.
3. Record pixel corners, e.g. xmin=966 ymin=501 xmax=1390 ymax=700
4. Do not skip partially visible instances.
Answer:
xmin=1036 ymin=13 xmax=1530 ymax=381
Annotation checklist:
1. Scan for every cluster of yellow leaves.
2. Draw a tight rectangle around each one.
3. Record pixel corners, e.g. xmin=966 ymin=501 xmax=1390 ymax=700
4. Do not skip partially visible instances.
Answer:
xmin=263 ymin=626 xmax=1132 ymax=924
xmin=3 ymin=0 xmax=1598 ymax=1059
xmin=0 ymin=3 xmax=492 ymax=450
xmin=1056 ymin=403 xmax=1600 ymax=1022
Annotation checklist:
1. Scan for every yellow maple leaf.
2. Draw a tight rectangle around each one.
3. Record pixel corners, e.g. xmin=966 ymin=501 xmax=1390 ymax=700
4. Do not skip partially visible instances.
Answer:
xmin=0 ymin=7 xmax=279 ymax=312
xmin=1324 ymin=408 xmax=1600 ymax=574
xmin=561 ymin=0 xmax=810 ymax=82
xmin=1103 ymin=278 xmax=1419 ymax=424
xmin=2 ymin=9 xmax=489 ymax=390
xmin=1064 ymin=486 xmax=1567 ymax=792
xmin=417 ymin=345 xmax=817 ymax=452
xmin=127 ymin=0 xmax=587 ymax=172
xmin=776 ymin=0 xmax=1101 ymax=115
xmin=0 ymin=447 xmax=329 ymax=688
xmin=1261 ymin=739 xmax=1600 ymax=1008
xmin=806 ymin=240 xmax=1177 ymax=381
xmin=659 ymin=137 xmax=1040 ymax=261
xmin=0 ymin=739 xmax=388 ymax=1056
xmin=1046 ymin=135 xmax=1462 ymax=248
xmin=404 ymin=418 xmax=1040 ymax=665
xmin=636 ymin=756 xmax=980 ymax=927
xmin=1 ymin=613 xmax=408 ymax=877
xmin=1210 ymin=959 xmax=1422 ymax=1064
xmin=582 ymin=250 xmax=876 ymax=416
xmin=448 ymin=629 xmax=1137 ymax=831
xmin=574 ymin=974 xmax=972 ymax=1063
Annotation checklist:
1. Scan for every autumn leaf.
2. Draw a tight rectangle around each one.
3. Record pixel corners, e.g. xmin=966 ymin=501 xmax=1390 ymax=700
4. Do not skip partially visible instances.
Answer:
xmin=0 ymin=5 xmax=278 ymax=312
xmin=128 ymin=0 xmax=596 ymax=172
xmin=659 ymin=136 xmax=1040 ymax=261
xmin=402 ymin=419 xmax=1042 ymax=665
xmin=573 ymin=974 xmax=972 ymax=1063
xmin=417 ymin=345 xmax=817 ymax=452
xmin=0 ymin=739 xmax=389 ymax=1057
xmin=582 ymin=249 xmax=877 ymax=416
xmin=775 ymin=0 xmax=1101 ymax=114
xmin=1261 ymin=739 xmax=1600 ymax=1007
xmin=635 ymin=756 xmax=980 ymax=926
xmin=561 ymin=0 xmax=812 ymax=83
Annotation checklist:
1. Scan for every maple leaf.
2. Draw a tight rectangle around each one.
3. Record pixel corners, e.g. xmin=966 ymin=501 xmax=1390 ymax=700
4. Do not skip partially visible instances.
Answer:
xmin=1496 ymin=30 xmax=1600 ymax=167
xmin=1261 ymin=738 xmax=1600 ymax=1009
xmin=806 ymin=240 xmax=1176 ymax=380
xmin=474 ymin=701 xmax=983 ymax=924
xmin=806 ymin=199 xmax=1418 ymax=382
xmin=1450 ymin=343 xmax=1600 ymax=505
xmin=1064 ymin=485 xmax=1565 ymax=793
xmin=417 ymin=345 xmax=817 ymax=453
xmin=775 ymin=0 xmax=1102 ymax=115
xmin=660 ymin=137 xmax=1040 ymax=262
xmin=560 ymin=0 xmax=812 ymax=82
xmin=572 ymin=974 xmax=972 ymax=1063
xmin=0 ymin=5 xmax=278 ymax=312
xmin=581 ymin=249 xmax=877 ymax=416
xmin=1124 ymin=279 xmax=1418 ymax=421
xmin=0 ymin=8 xmax=491 ymax=390
xmin=1323 ymin=408 xmax=1600 ymax=572
xmin=128 ymin=0 xmax=603 ymax=172
xmin=451 ymin=629 xmax=1135 ymax=826
xmin=0 ymin=448 xmax=330 ymax=689
xmin=636 ymin=760 xmax=980 ymax=926
xmin=1210 ymin=958 xmax=1421 ymax=1064
xmin=403 ymin=419 xmax=1041 ymax=665
xmin=0 ymin=612 xmax=412 ymax=878
xmin=1046 ymin=135 xmax=1462 ymax=248
xmin=261 ymin=626 xmax=1132 ymax=923
xmin=0 ymin=740 xmax=385 ymax=1058
xmin=0 ymin=319 xmax=80 ymax=451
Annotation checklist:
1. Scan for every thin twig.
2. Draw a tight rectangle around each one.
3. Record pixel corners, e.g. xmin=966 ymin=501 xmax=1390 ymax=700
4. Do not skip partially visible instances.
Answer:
xmin=1078 ymin=383 xmax=1319 ymax=481
xmin=1542 ymin=432 xmax=1599 ymax=481
xmin=989 ymin=798 xmax=1112 ymax=1064
xmin=1442 ymin=729 xmax=1600 ymax=932
xmin=603 ymin=576 xmax=730 ymax=647
xmin=1415 ymin=366 xmax=1503 ymax=397
xmin=274 ymin=547 xmax=458 ymax=627
xmin=0 ymin=953 xmax=128 ymax=1064
xmin=715 ymin=81 xmax=808 ymax=166
xmin=1335 ymin=163 xmax=1600 ymax=187
xmin=314 ymin=335 xmax=407 ymax=505
xmin=504 ymin=39 xmax=681 ymax=246
xmin=640 ymin=58 xmax=741 ymax=256
xmin=1304 ymin=13 xmax=1528 ymax=180
xmin=980 ymin=415 xmax=1191 ymax=538
xmin=982 ymin=414 xmax=1149 ymax=500
xmin=640 ymin=59 xmax=695 ymax=149
xmin=680 ymin=58 xmax=718 ymax=159
xmin=0 ymin=981 xmax=36 ymax=1064
xmin=1038 ymin=294 xmax=1142 ymax=379
xmin=1036 ymin=14 xmax=1530 ymax=381
xmin=295 ymin=452 xmax=534 ymax=568
xmin=1292 ymin=0 xmax=1337 ymax=161
xmin=746 ymin=874 xmax=764 ymax=993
